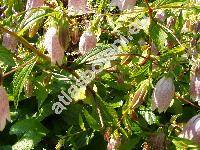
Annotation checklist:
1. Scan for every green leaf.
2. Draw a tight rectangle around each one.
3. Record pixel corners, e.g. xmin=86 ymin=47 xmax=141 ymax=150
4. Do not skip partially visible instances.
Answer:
xmin=35 ymin=102 xmax=54 ymax=121
xmin=0 ymin=45 xmax=16 ymax=66
xmin=12 ymin=131 xmax=46 ymax=150
xmin=18 ymin=8 xmax=55 ymax=35
xmin=79 ymin=114 xmax=86 ymax=131
xmin=93 ymin=94 xmax=119 ymax=127
xmin=13 ymin=58 xmax=37 ymax=107
xmin=138 ymin=109 xmax=158 ymax=125
xmin=149 ymin=21 xmax=167 ymax=50
xmin=131 ymin=62 xmax=150 ymax=78
xmin=119 ymin=136 xmax=141 ymax=150
xmin=171 ymin=137 xmax=200 ymax=149
xmin=10 ymin=119 xmax=48 ymax=136
xmin=83 ymin=108 xmax=100 ymax=131
xmin=75 ymin=44 xmax=115 ymax=65
xmin=35 ymin=82 xmax=48 ymax=108
xmin=10 ymin=119 xmax=48 ymax=150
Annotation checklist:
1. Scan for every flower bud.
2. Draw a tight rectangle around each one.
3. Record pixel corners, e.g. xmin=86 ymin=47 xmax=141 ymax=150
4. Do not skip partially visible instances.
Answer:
xmin=71 ymin=26 xmax=80 ymax=45
xmin=111 ymin=0 xmax=137 ymax=11
xmin=190 ymin=60 xmax=200 ymax=105
xmin=58 ymin=19 xmax=70 ymax=50
xmin=152 ymin=77 xmax=175 ymax=113
xmin=155 ymin=10 xmax=166 ymax=22
xmin=179 ymin=115 xmax=200 ymax=144
xmin=130 ymin=79 xmax=149 ymax=109
xmin=79 ymin=31 xmax=97 ymax=55
xmin=44 ymin=27 xmax=64 ymax=65
xmin=164 ymin=40 xmax=174 ymax=49
xmin=2 ymin=33 xmax=17 ymax=53
xmin=150 ymin=43 xmax=160 ymax=56
xmin=166 ymin=16 xmax=176 ymax=28
xmin=68 ymin=0 xmax=88 ymax=15
xmin=0 ymin=86 xmax=10 ymax=131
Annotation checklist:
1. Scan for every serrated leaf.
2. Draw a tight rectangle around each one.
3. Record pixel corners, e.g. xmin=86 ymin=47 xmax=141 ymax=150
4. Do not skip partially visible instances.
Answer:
xmin=12 ymin=130 xmax=47 ymax=150
xmin=83 ymin=108 xmax=100 ymax=131
xmin=0 ymin=45 xmax=16 ymax=66
xmin=75 ymin=44 xmax=119 ymax=65
xmin=35 ymin=102 xmax=54 ymax=121
xmin=13 ymin=58 xmax=37 ymax=107
xmin=96 ymin=95 xmax=119 ymax=127
xmin=149 ymin=21 xmax=167 ymax=50
xmin=138 ymin=109 xmax=158 ymax=125
xmin=10 ymin=119 xmax=48 ymax=136
xmin=35 ymin=82 xmax=48 ymax=107
xmin=131 ymin=62 xmax=150 ymax=78
xmin=79 ymin=114 xmax=86 ymax=131
xmin=18 ymin=8 xmax=54 ymax=35
xmin=171 ymin=137 xmax=200 ymax=149
xmin=11 ymin=119 xmax=48 ymax=150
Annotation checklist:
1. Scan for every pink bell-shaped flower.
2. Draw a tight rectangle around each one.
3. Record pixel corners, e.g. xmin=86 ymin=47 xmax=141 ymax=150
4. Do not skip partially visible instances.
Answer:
xmin=179 ymin=115 xmax=200 ymax=144
xmin=0 ymin=86 xmax=10 ymax=131
xmin=2 ymin=33 xmax=17 ymax=53
xmin=26 ymin=0 xmax=44 ymax=10
xmin=68 ymin=0 xmax=88 ymax=15
xmin=149 ymin=133 xmax=167 ymax=150
xmin=110 ymin=0 xmax=137 ymax=11
xmin=79 ymin=31 xmax=97 ymax=55
xmin=155 ymin=10 xmax=166 ymax=22
xmin=190 ymin=60 xmax=200 ymax=106
xmin=44 ymin=27 xmax=64 ymax=65
xmin=152 ymin=76 xmax=175 ymax=113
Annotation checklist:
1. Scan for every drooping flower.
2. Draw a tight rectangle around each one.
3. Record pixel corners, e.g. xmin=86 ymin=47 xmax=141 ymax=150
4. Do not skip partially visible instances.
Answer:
xmin=149 ymin=133 xmax=167 ymax=150
xmin=110 ymin=0 xmax=137 ymax=11
xmin=150 ymin=43 xmax=160 ymax=56
xmin=166 ymin=16 xmax=176 ymax=28
xmin=68 ymin=0 xmax=88 ymax=15
xmin=155 ymin=10 xmax=166 ymax=22
xmin=0 ymin=86 xmax=10 ymax=131
xmin=79 ymin=31 xmax=97 ymax=55
xmin=190 ymin=60 xmax=200 ymax=105
xmin=179 ymin=115 xmax=200 ymax=144
xmin=152 ymin=77 xmax=175 ymax=113
xmin=44 ymin=27 xmax=64 ymax=65
xmin=26 ymin=0 xmax=44 ymax=10
xmin=2 ymin=33 xmax=18 ymax=53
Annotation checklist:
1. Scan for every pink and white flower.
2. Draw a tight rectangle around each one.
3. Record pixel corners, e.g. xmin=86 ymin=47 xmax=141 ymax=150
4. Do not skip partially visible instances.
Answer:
xmin=26 ymin=0 xmax=44 ymax=10
xmin=111 ymin=0 xmax=137 ymax=11
xmin=155 ymin=10 xmax=166 ymax=22
xmin=0 ymin=86 xmax=10 ymax=131
xmin=44 ymin=27 xmax=64 ymax=65
xmin=179 ymin=115 xmax=200 ymax=144
xmin=2 ymin=33 xmax=18 ymax=53
xmin=190 ymin=60 xmax=200 ymax=106
xmin=79 ymin=31 xmax=97 ymax=55
xmin=68 ymin=0 xmax=88 ymax=15
xmin=152 ymin=77 xmax=175 ymax=113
